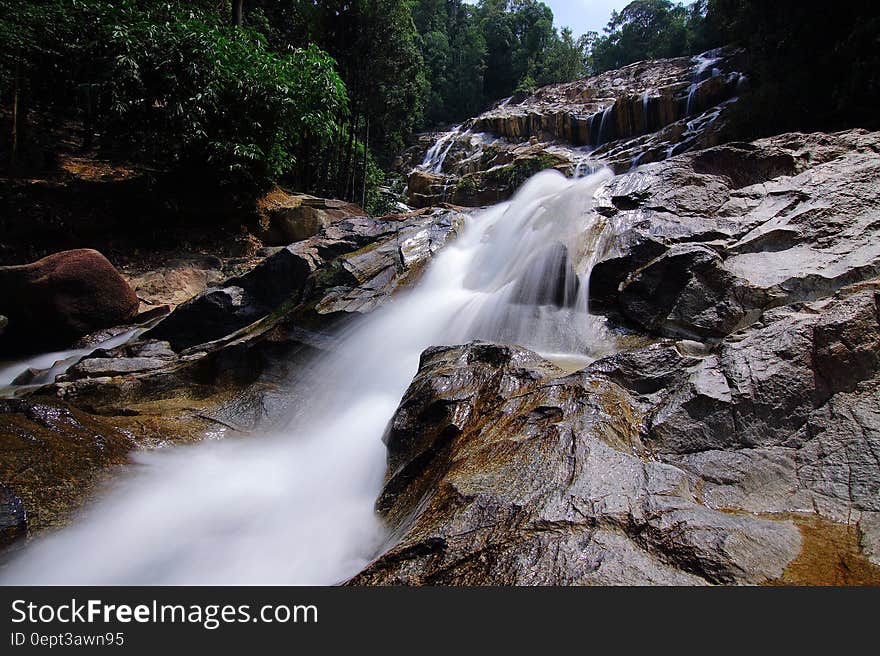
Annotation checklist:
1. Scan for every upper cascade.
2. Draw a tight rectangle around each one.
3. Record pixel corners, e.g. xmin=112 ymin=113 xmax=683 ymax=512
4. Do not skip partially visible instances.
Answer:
xmin=403 ymin=47 xmax=746 ymax=209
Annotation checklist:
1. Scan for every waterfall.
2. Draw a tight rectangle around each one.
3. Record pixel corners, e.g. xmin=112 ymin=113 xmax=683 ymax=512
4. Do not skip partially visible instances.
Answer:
xmin=597 ymin=105 xmax=614 ymax=146
xmin=685 ymin=50 xmax=724 ymax=117
xmin=1 ymin=168 xmax=615 ymax=585
xmin=419 ymin=125 xmax=464 ymax=174
xmin=0 ymin=327 xmax=147 ymax=399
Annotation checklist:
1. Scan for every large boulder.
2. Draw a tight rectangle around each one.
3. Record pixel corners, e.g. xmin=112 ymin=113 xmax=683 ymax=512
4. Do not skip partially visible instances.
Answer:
xmin=590 ymin=130 xmax=880 ymax=339
xmin=255 ymin=188 xmax=367 ymax=246
xmin=0 ymin=249 xmax=139 ymax=354
xmin=351 ymin=342 xmax=802 ymax=585
xmin=146 ymin=210 xmax=463 ymax=352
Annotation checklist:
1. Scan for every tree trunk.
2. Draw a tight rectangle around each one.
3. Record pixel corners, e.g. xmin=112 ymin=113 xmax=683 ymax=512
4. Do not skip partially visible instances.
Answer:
xmin=231 ymin=0 xmax=244 ymax=27
xmin=361 ymin=117 xmax=370 ymax=208
xmin=10 ymin=56 xmax=20 ymax=171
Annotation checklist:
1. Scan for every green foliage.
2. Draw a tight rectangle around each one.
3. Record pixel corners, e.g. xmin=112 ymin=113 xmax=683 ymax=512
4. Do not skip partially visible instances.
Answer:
xmin=413 ymin=0 xmax=588 ymax=128
xmin=587 ymin=0 xmax=705 ymax=74
xmin=249 ymin=0 xmax=428 ymax=166
xmin=702 ymin=0 xmax=880 ymax=135
xmin=1 ymin=0 xmax=348 ymax=192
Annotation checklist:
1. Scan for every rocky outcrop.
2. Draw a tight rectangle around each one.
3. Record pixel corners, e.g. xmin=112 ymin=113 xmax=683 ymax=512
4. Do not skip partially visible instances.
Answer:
xmin=406 ymin=48 xmax=745 ymax=207
xmin=0 ymin=203 xmax=464 ymax=543
xmin=352 ymin=281 xmax=880 ymax=584
xmin=472 ymin=50 xmax=742 ymax=149
xmin=0 ymin=249 xmax=140 ymax=355
xmin=145 ymin=209 xmax=464 ymax=351
xmin=255 ymin=188 xmax=367 ymax=245
xmin=349 ymin=129 xmax=880 ymax=585
xmin=590 ymin=130 xmax=880 ymax=340
xmin=351 ymin=342 xmax=803 ymax=585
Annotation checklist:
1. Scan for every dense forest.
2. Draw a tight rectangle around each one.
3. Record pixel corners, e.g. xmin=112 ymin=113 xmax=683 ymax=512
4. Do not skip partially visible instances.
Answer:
xmin=1 ymin=0 xmax=878 ymax=210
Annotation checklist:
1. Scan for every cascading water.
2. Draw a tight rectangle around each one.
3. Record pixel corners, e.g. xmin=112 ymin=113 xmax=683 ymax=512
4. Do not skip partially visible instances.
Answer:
xmin=0 ymin=168 xmax=615 ymax=585
xmin=596 ymin=105 xmax=614 ymax=146
xmin=685 ymin=49 xmax=724 ymax=116
xmin=419 ymin=125 xmax=464 ymax=174
xmin=0 ymin=327 xmax=147 ymax=399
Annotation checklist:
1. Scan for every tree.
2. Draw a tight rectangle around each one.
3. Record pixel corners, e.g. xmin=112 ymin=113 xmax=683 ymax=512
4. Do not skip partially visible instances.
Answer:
xmin=588 ymin=0 xmax=699 ymax=73
xmin=701 ymin=0 xmax=880 ymax=135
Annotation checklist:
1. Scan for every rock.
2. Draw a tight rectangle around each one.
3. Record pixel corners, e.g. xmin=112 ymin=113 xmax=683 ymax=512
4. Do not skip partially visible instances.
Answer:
xmin=590 ymin=130 xmax=880 ymax=340
xmin=408 ymin=171 xmax=451 ymax=209
xmin=404 ymin=47 xmax=746 ymax=208
xmin=651 ymin=287 xmax=880 ymax=536
xmin=126 ymin=260 xmax=225 ymax=309
xmin=0 ymin=399 xmax=134 ymax=533
xmin=65 ymin=356 xmax=170 ymax=379
xmin=0 ymin=249 xmax=140 ymax=354
xmin=255 ymin=188 xmax=367 ymax=245
xmin=617 ymin=243 xmax=769 ymax=340
xmin=0 ymin=483 xmax=26 ymax=547
xmin=144 ymin=242 xmax=316 ymax=351
xmin=146 ymin=210 xmax=463 ymax=351
xmin=351 ymin=341 xmax=802 ymax=585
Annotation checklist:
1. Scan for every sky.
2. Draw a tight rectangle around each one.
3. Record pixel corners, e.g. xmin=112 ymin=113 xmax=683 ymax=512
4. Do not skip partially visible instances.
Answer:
xmin=463 ymin=1 xmax=632 ymax=38
xmin=537 ymin=0 xmax=632 ymax=37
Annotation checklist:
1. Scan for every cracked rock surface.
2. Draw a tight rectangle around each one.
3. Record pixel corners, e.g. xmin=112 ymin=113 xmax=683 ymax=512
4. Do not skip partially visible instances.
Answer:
xmin=353 ymin=130 xmax=880 ymax=585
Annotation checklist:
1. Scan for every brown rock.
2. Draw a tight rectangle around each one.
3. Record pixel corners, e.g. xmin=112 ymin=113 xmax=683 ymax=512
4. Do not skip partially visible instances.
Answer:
xmin=0 ymin=249 xmax=139 ymax=354
xmin=255 ymin=188 xmax=367 ymax=245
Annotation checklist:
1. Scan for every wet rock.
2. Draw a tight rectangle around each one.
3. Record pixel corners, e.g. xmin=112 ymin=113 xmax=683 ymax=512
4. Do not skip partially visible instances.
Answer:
xmin=404 ymin=48 xmax=746 ymax=207
xmin=0 ymin=399 xmax=134 ymax=533
xmin=0 ymin=249 xmax=139 ymax=354
xmin=0 ymin=483 xmax=26 ymax=547
xmin=146 ymin=210 xmax=463 ymax=351
xmin=618 ymin=243 xmax=759 ymax=339
xmin=355 ymin=278 xmax=879 ymax=584
xmin=352 ymin=341 xmax=801 ymax=585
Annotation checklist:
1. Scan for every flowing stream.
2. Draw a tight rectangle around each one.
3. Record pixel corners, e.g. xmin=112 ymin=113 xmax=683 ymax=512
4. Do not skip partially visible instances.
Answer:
xmin=1 ymin=168 xmax=615 ymax=585
xmin=0 ymin=327 xmax=147 ymax=399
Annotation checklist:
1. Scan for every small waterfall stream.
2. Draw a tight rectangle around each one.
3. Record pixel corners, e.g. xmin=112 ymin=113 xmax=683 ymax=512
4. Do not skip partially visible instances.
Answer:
xmin=419 ymin=125 xmax=465 ymax=173
xmin=1 ymin=168 xmax=615 ymax=585
xmin=0 ymin=327 xmax=147 ymax=399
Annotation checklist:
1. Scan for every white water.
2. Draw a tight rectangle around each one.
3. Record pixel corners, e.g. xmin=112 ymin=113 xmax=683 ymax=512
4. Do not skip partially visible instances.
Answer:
xmin=597 ymin=105 xmax=614 ymax=145
xmin=419 ymin=125 xmax=464 ymax=174
xmin=0 ymin=327 xmax=146 ymax=399
xmin=686 ymin=49 xmax=724 ymax=116
xmin=1 ymin=168 xmax=615 ymax=585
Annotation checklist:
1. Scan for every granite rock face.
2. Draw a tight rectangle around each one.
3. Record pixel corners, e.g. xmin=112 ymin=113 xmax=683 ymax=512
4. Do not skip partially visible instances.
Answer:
xmin=590 ymin=130 xmax=880 ymax=340
xmin=404 ymin=47 xmax=745 ymax=207
xmin=351 ymin=342 xmax=802 ymax=585
xmin=352 ymin=130 xmax=880 ymax=585
xmin=352 ymin=284 xmax=880 ymax=584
